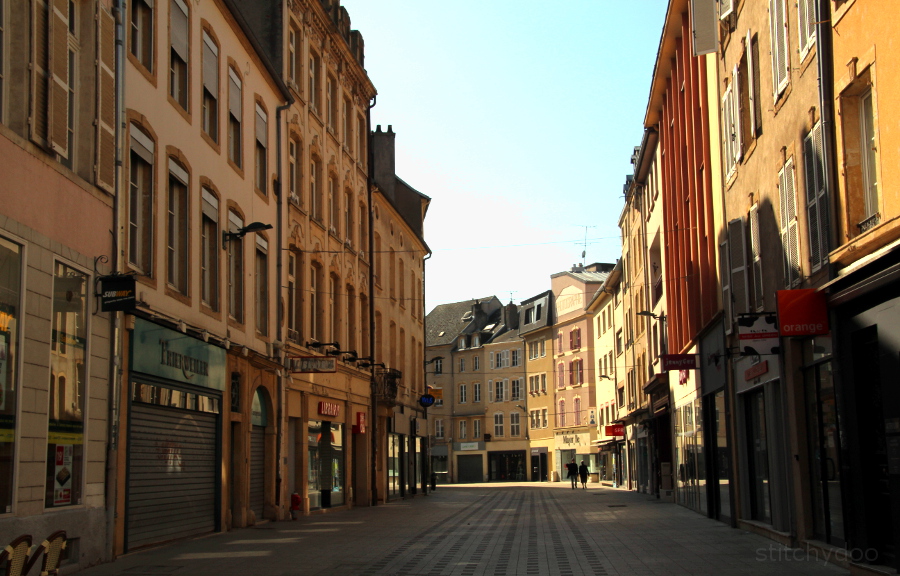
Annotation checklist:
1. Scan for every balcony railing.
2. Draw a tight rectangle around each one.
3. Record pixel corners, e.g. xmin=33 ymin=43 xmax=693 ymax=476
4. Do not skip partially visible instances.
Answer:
xmin=652 ymin=276 xmax=663 ymax=306
xmin=374 ymin=368 xmax=403 ymax=406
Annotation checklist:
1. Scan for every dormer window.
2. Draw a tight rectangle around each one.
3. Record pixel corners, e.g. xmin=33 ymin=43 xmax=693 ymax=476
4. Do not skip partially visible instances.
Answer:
xmin=458 ymin=336 xmax=467 ymax=350
xmin=472 ymin=334 xmax=481 ymax=347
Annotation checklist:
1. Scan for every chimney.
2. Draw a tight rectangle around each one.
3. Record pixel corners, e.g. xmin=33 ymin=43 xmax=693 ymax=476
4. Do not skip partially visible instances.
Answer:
xmin=372 ymin=125 xmax=396 ymax=200
xmin=504 ymin=302 xmax=519 ymax=330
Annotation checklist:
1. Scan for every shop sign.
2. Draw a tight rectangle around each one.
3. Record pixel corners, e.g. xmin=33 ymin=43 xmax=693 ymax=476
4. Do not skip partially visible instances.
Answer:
xmin=605 ymin=424 xmax=624 ymax=437
xmin=99 ymin=275 xmax=136 ymax=311
xmin=287 ymin=356 xmax=337 ymax=373
xmin=777 ymin=289 xmax=829 ymax=336
xmin=352 ymin=412 xmax=366 ymax=434
xmin=737 ymin=313 xmax=779 ymax=355
xmin=131 ymin=318 xmax=226 ymax=389
xmin=318 ymin=401 xmax=340 ymax=417
xmin=662 ymin=354 xmax=698 ymax=371
xmin=419 ymin=394 xmax=435 ymax=408
xmin=459 ymin=442 xmax=479 ymax=451
xmin=744 ymin=360 xmax=769 ymax=381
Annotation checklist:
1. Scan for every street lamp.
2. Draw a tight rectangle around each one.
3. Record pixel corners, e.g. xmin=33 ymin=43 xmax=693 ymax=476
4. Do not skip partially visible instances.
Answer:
xmin=222 ymin=221 xmax=273 ymax=246
xmin=636 ymin=310 xmax=666 ymax=321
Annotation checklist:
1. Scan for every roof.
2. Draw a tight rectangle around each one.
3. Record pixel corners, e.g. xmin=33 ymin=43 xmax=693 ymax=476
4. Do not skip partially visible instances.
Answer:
xmin=425 ymin=297 xmax=494 ymax=347
xmin=488 ymin=328 xmax=521 ymax=345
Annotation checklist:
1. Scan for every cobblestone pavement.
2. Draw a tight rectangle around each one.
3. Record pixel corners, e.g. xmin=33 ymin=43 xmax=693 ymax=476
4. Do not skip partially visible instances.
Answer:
xmin=75 ymin=483 xmax=848 ymax=576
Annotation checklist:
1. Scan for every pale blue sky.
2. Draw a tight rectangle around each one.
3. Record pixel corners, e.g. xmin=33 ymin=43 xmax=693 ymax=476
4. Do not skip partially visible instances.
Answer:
xmin=340 ymin=1 xmax=669 ymax=312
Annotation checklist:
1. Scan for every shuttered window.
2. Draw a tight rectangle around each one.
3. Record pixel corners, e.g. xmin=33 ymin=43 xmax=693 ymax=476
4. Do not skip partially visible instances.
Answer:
xmin=228 ymin=67 xmax=242 ymax=167
xmin=130 ymin=0 xmax=153 ymax=71
xmin=779 ymin=158 xmax=802 ymax=287
xmin=47 ymin=0 xmax=72 ymax=159
xmin=96 ymin=7 xmax=116 ymax=190
xmin=228 ymin=211 xmax=244 ymax=323
xmin=797 ymin=0 xmax=816 ymax=56
xmin=720 ymin=239 xmax=732 ymax=334
xmin=255 ymin=103 xmax=267 ymax=193
xmin=169 ymin=0 xmax=189 ymax=109
xmin=722 ymin=80 xmax=737 ymax=177
xmin=201 ymin=30 xmax=218 ymax=142
xmin=728 ymin=218 xmax=749 ymax=316
xmin=167 ymin=160 xmax=189 ymax=294
xmin=201 ymin=188 xmax=219 ymax=310
xmin=255 ymin=235 xmax=268 ymax=335
xmin=129 ymin=124 xmax=154 ymax=274
xmin=749 ymin=204 xmax=764 ymax=311
xmin=746 ymin=29 xmax=760 ymax=137
xmin=769 ymin=0 xmax=789 ymax=99
xmin=719 ymin=0 xmax=734 ymax=19
xmin=803 ymin=122 xmax=829 ymax=272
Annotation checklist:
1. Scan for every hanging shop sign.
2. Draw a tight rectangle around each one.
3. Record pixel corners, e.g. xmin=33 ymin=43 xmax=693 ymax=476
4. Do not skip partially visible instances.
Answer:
xmin=661 ymin=354 xmax=698 ymax=371
xmin=777 ymin=289 xmax=829 ymax=336
xmin=352 ymin=412 xmax=367 ymax=434
xmin=131 ymin=318 xmax=226 ymax=389
xmin=99 ymin=275 xmax=136 ymax=312
xmin=287 ymin=356 xmax=337 ymax=373
xmin=737 ymin=313 xmax=779 ymax=355
xmin=419 ymin=394 xmax=436 ymax=408
xmin=605 ymin=424 xmax=624 ymax=437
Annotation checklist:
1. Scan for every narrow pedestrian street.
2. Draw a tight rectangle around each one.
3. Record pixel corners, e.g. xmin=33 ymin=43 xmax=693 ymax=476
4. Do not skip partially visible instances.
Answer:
xmin=76 ymin=484 xmax=846 ymax=576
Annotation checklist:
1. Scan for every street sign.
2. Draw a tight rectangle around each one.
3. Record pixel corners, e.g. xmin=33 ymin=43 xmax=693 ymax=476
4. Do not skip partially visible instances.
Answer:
xmin=419 ymin=394 xmax=435 ymax=408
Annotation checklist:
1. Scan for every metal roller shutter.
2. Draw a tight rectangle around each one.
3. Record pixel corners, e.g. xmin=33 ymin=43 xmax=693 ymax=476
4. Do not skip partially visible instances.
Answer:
xmin=127 ymin=403 xmax=218 ymax=550
xmin=249 ymin=425 xmax=266 ymax=521
xmin=457 ymin=455 xmax=484 ymax=484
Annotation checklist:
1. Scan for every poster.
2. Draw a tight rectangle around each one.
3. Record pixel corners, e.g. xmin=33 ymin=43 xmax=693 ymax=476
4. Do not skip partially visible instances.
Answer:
xmin=53 ymin=444 xmax=74 ymax=506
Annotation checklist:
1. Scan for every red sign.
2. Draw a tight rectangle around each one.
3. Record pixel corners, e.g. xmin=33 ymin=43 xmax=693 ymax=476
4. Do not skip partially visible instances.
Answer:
xmin=318 ymin=401 xmax=340 ymax=417
xmin=605 ymin=424 xmax=624 ymax=437
xmin=778 ymin=289 xmax=829 ymax=336
xmin=662 ymin=354 xmax=698 ymax=371
xmin=352 ymin=411 xmax=366 ymax=434
xmin=745 ymin=360 xmax=769 ymax=381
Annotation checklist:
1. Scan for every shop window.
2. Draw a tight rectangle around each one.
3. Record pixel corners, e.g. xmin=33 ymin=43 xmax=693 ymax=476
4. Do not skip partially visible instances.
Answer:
xmin=0 ymin=237 xmax=22 ymax=512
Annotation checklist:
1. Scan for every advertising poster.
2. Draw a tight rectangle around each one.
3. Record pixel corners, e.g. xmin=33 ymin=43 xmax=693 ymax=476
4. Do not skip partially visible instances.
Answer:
xmin=53 ymin=444 xmax=74 ymax=506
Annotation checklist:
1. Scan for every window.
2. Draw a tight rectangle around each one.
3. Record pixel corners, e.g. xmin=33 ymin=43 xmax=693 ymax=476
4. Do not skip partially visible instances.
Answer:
xmin=346 ymin=284 xmax=356 ymax=352
xmin=255 ymin=236 xmax=268 ymax=335
xmin=473 ymin=419 xmax=481 ymax=439
xmin=569 ymin=328 xmax=581 ymax=350
xmin=128 ymin=125 xmax=154 ymax=273
xmin=473 ymin=382 xmax=481 ymax=403
xmin=169 ymin=0 xmax=189 ymax=110
xmin=779 ymin=158 xmax=801 ymax=287
xmin=398 ymin=259 xmax=405 ymax=305
xmin=558 ymin=400 xmax=566 ymax=427
xmin=525 ymin=308 xmax=534 ymax=324
xmin=574 ymin=397 xmax=582 ymax=426
xmin=130 ymin=0 xmax=153 ymax=71
xmin=310 ymin=157 xmax=322 ymax=221
xmin=227 ymin=211 xmax=244 ymax=322
xmin=458 ymin=384 xmax=467 ymax=404
xmin=326 ymin=75 xmax=337 ymax=131
xmin=459 ymin=358 xmax=465 ymax=373
xmin=722 ymin=65 xmax=742 ymax=177
xmin=746 ymin=31 xmax=762 ymax=138
xmin=200 ymin=189 xmax=219 ymax=310
xmin=358 ymin=202 xmax=367 ymax=252
xmin=344 ymin=190 xmax=353 ymax=245
xmin=494 ymin=413 xmax=504 ymax=437
xmin=228 ymin=68 xmax=242 ymax=167
xmin=46 ymin=262 xmax=88 ymax=508
xmin=473 ymin=355 xmax=479 ymax=371
xmin=201 ymin=31 xmax=218 ymax=142
xmin=288 ymin=137 xmax=300 ymax=206
xmin=769 ymin=0 xmax=789 ymax=99
xmin=511 ymin=378 xmax=521 ymax=401
xmin=493 ymin=379 xmax=506 ymax=402
xmin=749 ymin=205 xmax=764 ymax=311
xmin=328 ymin=176 xmax=338 ymax=233
xmin=510 ymin=412 xmax=521 ymax=437
xmin=501 ymin=350 xmax=510 ymax=368
xmin=557 ymin=363 xmax=565 ymax=389
xmin=167 ymin=160 xmax=189 ymax=294
xmin=309 ymin=264 xmax=321 ymax=340
xmin=458 ymin=335 xmax=466 ymax=350
xmin=288 ymin=27 xmax=301 ymax=88
xmin=860 ymin=90 xmax=879 ymax=225
xmin=433 ymin=358 xmax=442 ymax=374
xmin=287 ymin=252 xmax=301 ymax=342
xmin=255 ymin=103 xmax=267 ymax=194
xmin=540 ymin=340 xmax=546 ymax=357
xmin=541 ymin=409 xmax=548 ymax=428
xmin=616 ymin=330 xmax=623 ymax=355
xmin=541 ymin=373 xmax=547 ymax=393
xmin=308 ymin=51 xmax=320 ymax=112
xmin=573 ymin=359 xmax=584 ymax=385
xmin=536 ymin=303 xmax=542 ymax=321
xmin=56 ymin=1 xmax=77 ymax=168
xmin=556 ymin=332 xmax=563 ymax=352
xmin=797 ymin=0 xmax=815 ymax=56
xmin=343 ymin=96 xmax=352 ymax=150
xmin=357 ymin=115 xmax=366 ymax=161
xmin=435 ymin=419 xmax=444 ymax=439
xmin=459 ymin=421 xmax=467 ymax=440
xmin=511 ymin=349 xmax=521 ymax=367
xmin=330 ymin=273 xmax=340 ymax=344
xmin=0 ymin=237 xmax=21 ymax=511
xmin=803 ymin=122 xmax=829 ymax=272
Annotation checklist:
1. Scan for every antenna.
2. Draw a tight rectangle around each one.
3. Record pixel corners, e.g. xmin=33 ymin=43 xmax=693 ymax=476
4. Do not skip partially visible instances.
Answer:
xmin=577 ymin=225 xmax=597 ymax=266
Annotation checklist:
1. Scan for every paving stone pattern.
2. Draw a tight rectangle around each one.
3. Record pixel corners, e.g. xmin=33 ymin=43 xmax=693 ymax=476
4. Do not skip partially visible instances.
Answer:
xmin=75 ymin=484 xmax=848 ymax=576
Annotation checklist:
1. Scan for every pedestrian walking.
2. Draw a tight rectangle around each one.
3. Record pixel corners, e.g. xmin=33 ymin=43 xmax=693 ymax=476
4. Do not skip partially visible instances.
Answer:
xmin=579 ymin=461 xmax=589 ymax=489
xmin=566 ymin=459 xmax=579 ymax=489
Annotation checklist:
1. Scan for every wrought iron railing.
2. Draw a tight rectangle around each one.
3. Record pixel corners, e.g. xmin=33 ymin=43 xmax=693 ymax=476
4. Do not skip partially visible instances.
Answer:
xmin=374 ymin=368 xmax=402 ymax=405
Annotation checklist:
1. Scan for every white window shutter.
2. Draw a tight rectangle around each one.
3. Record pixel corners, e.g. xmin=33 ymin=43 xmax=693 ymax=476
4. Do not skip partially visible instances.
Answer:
xmin=728 ymin=218 xmax=749 ymax=315
xmin=746 ymin=29 xmax=758 ymax=136
xmin=720 ymin=0 xmax=734 ymax=20
xmin=722 ymin=86 xmax=735 ymax=176
xmin=770 ymin=0 xmax=790 ymax=98
xmin=749 ymin=204 xmax=764 ymax=310
xmin=804 ymin=122 xmax=828 ymax=272
xmin=732 ymin=64 xmax=743 ymax=162
xmin=780 ymin=159 xmax=802 ymax=287
xmin=488 ymin=380 xmax=494 ymax=402
xmin=489 ymin=351 xmax=494 ymax=369
xmin=720 ymin=240 xmax=733 ymax=334
xmin=48 ymin=0 xmax=70 ymax=158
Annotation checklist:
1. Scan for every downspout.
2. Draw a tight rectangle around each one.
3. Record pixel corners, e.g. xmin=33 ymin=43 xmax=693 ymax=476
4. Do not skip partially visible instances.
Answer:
xmin=367 ymin=95 xmax=378 ymax=506
xmin=106 ymin=0 xmax=125 ymax=560
xmin=816 ymin=0 xmax=837 ymax=282
xmin=274 ymin=95 xmax=294 ymax=513
xmin=422 ymin=251 xmax=431 ymax=494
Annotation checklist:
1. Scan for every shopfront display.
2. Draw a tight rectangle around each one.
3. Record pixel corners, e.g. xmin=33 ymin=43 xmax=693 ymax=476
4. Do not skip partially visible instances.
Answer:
xmin=0 ymin=237 xmax=21 ymax=513
xmin=308 ymin=419 xmax=344 ymax=509
xmin=488 ymin=450 xmax=527 ymax=481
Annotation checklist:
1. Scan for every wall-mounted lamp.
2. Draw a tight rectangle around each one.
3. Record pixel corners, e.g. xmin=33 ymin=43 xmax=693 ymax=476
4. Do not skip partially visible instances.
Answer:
xmin=339 ymin=350 xmax=358 ymax=362
xmin=598 ymin=374 xmax=614 ymax=381
xmin=306 ymin=340 xmax=340 ymax=350
xmin=636 ymin=311 xmax=667 ymax=321
xmin=424 ymin=356 xmax=445 ymax=365
xmin=222 ymin=222 xmax=273 ymax=247
xmin=358 ymin=361 xmax=386 ymax=370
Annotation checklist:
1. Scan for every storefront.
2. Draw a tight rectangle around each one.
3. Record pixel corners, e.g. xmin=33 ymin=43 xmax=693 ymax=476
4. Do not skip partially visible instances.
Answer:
xmin=555 ymin=428 xmax=597 ymax=482
xmin=530 ymin=447 xmax=548 ymax=482
xmin=699 ymin=321 xmax=731 ymax=522
xmin=308 ymin=400 xmax=345 ymax=509
xmin=125 ymin=317 xmax=226 ymax=551
xmin=488 ymin=450 xmax=527 ymax=481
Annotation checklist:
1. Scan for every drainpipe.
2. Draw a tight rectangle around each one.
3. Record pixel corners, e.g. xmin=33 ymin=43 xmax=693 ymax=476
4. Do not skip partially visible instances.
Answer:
xmin=816 ymin=0 xmax=837 ymax=282
xmin=367 ymin=95 xmax=377 ymax=506
xmin=274 ymin=95 xmax=294 ymax=513
xmin=421 ymin=251 xmax=431 ymax=494
xmin=106 ymin=0 xmax=126 ymax=560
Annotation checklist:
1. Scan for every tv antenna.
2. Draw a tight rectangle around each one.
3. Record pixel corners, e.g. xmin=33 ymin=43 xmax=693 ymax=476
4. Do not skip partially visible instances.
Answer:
xmin=577 ymin=225 xmax=597 ymax=266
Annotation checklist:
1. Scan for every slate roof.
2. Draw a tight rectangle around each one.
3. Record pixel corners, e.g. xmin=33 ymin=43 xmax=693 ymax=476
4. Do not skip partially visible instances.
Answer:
xmin=425 ymin=297 xmax=495 ymax=347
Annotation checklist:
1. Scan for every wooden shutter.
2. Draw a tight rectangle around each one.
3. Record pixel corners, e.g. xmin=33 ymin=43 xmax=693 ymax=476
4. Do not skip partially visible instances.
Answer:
xmin=170 ymin=0 xmax=189 ymax=62
xmin=749 ymin=204 xmax=764 ymax=310
xmin=804 ymin=123 xmax=828 ymax=272
xmin=728 ymin=218 xmax=749 ymax=316
xmin=719 ymin=0 xmax=734 ymax=20
xmin=96 ymin=5 xmax=116 ymax=191
xmin=31 ymin=0 xmax=50 ymax=143
xmin=732 ymin=64 xmax=743 ymax=163
xmin=780 ymin=159 xmax=801 ymax=287
xmin=770 ymin=0 xmax=789 ymax=98
xmin=746 ymin=30 xmax=758 ymax=136
xmin=720 ymin=240 xmax=732 ymax=334
xmin=488 ymin=380 xmax=493 ymax=403
xmin=48 ymin=0 xmax=69 ymax=157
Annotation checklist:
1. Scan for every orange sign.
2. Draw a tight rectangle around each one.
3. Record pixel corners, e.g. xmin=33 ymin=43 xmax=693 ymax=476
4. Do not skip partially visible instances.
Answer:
xmin=777 ymin=289 xmax=829 ymax=336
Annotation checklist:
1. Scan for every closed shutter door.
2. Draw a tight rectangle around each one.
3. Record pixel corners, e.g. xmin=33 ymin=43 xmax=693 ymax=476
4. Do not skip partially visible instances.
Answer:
xmin=457 ymin=455 xmax=483 ymax=484
xmin=127 ymin=403 xmax=218 ymax=550
xmin=249 ymin=425 xmax=266 ymax=521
